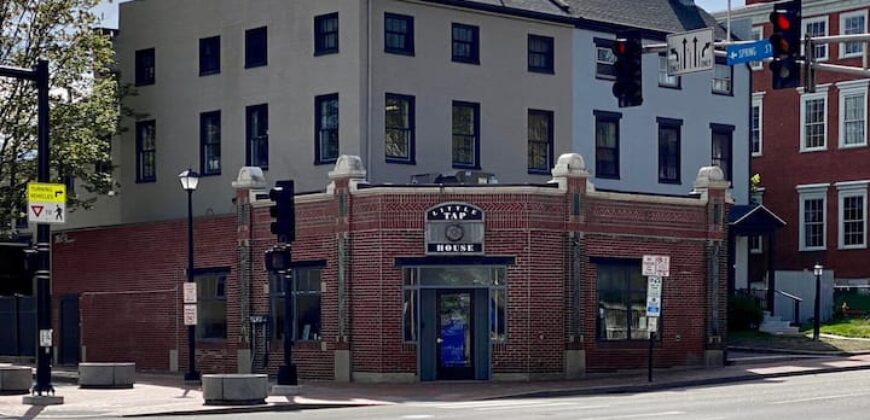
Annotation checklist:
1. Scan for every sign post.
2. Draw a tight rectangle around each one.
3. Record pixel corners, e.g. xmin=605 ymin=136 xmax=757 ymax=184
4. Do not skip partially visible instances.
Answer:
xmin=643 ymin=255 xmax=669 ymax=382
xmin=667 ymin=28 xmax=714 ymax=76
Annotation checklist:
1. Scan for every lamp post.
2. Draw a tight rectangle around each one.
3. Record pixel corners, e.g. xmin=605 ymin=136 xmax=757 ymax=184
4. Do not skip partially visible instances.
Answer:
xmin=179 ymin=169 xmax=200 ymax=381
xmin=813 ymin=263 xmax=823 ymax=341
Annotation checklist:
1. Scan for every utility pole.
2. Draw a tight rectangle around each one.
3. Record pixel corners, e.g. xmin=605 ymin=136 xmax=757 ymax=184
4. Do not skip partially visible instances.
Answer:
xmin=1 ymin=59 xmax=62 ymax=405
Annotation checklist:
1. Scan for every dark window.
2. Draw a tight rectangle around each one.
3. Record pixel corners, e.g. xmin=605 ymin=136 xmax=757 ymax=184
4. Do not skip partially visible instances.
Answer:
xmin=385 ymin=13 xmax=414 ymax=55
xmin=528 ymin=34 xmax=554 ymax=74
xmin=452 ymin=23 xmax=479 ymax=64
xmin=135 ymin=120 xmax=156 ymax=183
xmin=315 ymin=94 xmax=339 ymax=164
xmin=200 ymin=111 xmax=221 ymax=176
xmin=196 ymin=271 xmax=227 ymax=340
xmin=271 ymin=267 xmax=322 ymax=341
xmin=314 ymin=13 xmax=339 ymax=55
xmin=385 ymin=93 xmax=415 ymax=163
xmin=711 ymin=123 xmax=734 ymax=182
xmin=528 ymin=109 xmax=553 ymax=173
xmin=135 ymin=48 xmax=155 ymax=86
xmin=452 ymin=101 xmax=480 ymax=168
xmin=657 ymin=117 xmax=682 ymax=184
xmin=64 ymin=176 xmax=76 ymax=199
xmin=596 ymin=261 xmax=651 ymax=341
xmin=246 ymin=104 xmax=268 ymax=169
xmin=245 ymin=26 xmax=267 ymax=68
xmin=594 ymin=110 xmax=621 ymax=179
xmin=199 ymin=36 xmax=220 ymax=76
xmin=594 ymin=38 xmax=616 ymax=79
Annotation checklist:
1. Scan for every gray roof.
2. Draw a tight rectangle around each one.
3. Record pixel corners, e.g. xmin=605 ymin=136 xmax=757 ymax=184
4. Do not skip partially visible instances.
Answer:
xmin=563 ymin=0 xmax=724 ymax=36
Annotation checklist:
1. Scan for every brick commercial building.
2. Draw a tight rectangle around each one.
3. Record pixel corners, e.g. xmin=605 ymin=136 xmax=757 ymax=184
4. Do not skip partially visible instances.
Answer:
xmin=52 ymin=154 xmax=730 ymax=381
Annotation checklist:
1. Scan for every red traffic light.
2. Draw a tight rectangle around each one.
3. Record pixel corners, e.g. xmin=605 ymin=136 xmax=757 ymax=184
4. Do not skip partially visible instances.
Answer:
xmin=613 ymin=41 xmax=627 ymax=56
xmin=770 ymin=12 xmax=792 ymax=31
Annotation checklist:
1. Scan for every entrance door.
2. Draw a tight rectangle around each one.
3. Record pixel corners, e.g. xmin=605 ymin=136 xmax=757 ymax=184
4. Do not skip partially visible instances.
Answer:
xmin=59 ymin=295 xmax=80 ymax=365
xmin=436 ymin=290 xmax=474 ymax=380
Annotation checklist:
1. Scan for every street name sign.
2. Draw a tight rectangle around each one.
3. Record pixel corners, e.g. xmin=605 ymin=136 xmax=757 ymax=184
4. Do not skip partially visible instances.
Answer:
xmin=646 ymin=276 xmax=663 ymax=317
xmin=667 ymin=28 xmax=714 ymax=76
xmin=726 ymin=40 xmax=772 ymax=66
xmin=27 ymin=182 xmax=66 ymax=224
xmin=642 ymin=255 xmax=670 ymax=277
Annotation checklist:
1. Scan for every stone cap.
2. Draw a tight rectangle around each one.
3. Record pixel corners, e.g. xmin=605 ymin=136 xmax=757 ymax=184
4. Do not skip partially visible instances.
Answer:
xmin=551 ymin=153 xmax=589 ymax=178
xmin=232 ymin=167 xmax=267 ymax=189
xmin=692 ymin=166 xmax=731 ymax=192
xmin=329 ymin=155 xmax=367 ymax=180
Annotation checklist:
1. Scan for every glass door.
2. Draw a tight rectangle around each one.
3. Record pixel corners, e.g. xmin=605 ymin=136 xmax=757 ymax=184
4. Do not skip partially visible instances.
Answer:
xmin=436 ymin=290 xmax=474 ymax=380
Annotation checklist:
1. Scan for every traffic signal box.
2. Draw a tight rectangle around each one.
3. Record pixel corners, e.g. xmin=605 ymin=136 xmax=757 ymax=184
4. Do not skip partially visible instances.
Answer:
xmin=269 ymin=180 xmax=295 ymax=243
xmin=612 ymin=34 xmax=643 ymax=108
xmin=768 ymin=0 xmax=801 ymax=90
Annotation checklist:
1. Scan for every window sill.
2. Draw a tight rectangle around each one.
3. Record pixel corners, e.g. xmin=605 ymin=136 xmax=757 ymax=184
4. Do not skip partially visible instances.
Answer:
xmin=452 ymin=58 xmax=480 ymax=65
xmin=452 ymin=163 xmax=481 ymax=171
xmin=595 ymin=74 xmax=616 ymax=81
xmin=136 ymin=179 xmax=156 ymax=184
xmin=751 ymin=152 xmax=763 ymax=158
xmin=658 ymin=83 xmax=681 ymax=90
xmin=658 ymin=179 xmax=681 ymax=185
xmin=386 ymin=157 xmax=416 ymax=165
xmin=712 ymin=90 xmax=734 ymax=97
xmin=838 ymin=244 xmax=867 ymax=250
xmin=528 ymin=68 xmax=555 ymax=75
xmin=314 ymin=49 xmax=339 ymax=57
xmin=839 ymin=142 xmax=867 ymax=149
xmin=385 ymin=48 xmax=415 ymax=56
xmin=799 ymin=247 xmax=826 ymax=252
xmin=315 ymin=159 xmax=338 ymax=166
xmin=800 ymin=147 xmax=828 ymax=153
xmin=750 ymin=250 xmax=764 ymax=255
xmin=199 ymin=70 xmax=220 ymax=77
xmin=596 ymin=174 xmax=620 ymax=180
xmin=527 ymin=169 xmax=550 ymax=176
xmin=135 ymin=81 xmax=155 ymax=87
xmin=200 ymin=172 xmax=221 ymax=177
xmin=245 ymin=62 xmax=268 ymax=69
xmin=840 ymin=53 xmax=865 ymax=60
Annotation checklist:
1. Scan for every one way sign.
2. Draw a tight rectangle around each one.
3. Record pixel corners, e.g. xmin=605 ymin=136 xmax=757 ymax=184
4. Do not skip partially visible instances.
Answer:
xmin=667 ymin=28 xmax=714 ymax=76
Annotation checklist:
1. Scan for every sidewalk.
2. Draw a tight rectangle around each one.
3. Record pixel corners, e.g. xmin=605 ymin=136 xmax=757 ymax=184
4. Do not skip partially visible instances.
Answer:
xmin=3 ymin=353 xmax=870 ymax=418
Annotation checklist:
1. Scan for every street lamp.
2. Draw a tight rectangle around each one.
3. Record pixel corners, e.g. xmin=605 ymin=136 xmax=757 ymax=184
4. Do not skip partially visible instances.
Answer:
xmin=179 ymin=169 xmax=200 ymax=381
xmin=813 ymin=263 xmax=823 ymax=342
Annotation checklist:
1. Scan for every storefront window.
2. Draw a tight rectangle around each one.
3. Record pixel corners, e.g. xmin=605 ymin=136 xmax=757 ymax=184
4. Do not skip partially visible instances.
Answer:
xmin=596 ymin=261 xmax=652 ymax=341
xmin=271 ymin=267 xmax=322 ymax=341
xmin=196 ymin=270 xmax=227 ymax=340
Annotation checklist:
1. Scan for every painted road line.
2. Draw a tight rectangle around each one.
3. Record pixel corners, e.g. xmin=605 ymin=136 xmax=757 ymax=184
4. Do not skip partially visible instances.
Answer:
xmin=592 ymin=411 xmax=686 ymax=420
xmin=770 ymin=393 xmax=866 ymax=405
xmin=476 ymin=402 xmax=610 ymax=411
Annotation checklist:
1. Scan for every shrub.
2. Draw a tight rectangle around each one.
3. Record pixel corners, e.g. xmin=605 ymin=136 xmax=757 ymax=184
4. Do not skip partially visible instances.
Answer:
xmin=729 ymin=294 xmax=763 ymax=331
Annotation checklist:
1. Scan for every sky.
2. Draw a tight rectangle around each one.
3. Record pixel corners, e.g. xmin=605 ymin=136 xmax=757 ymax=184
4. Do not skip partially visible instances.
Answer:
xmin=91 ymin=0 xmax=746 ymax=29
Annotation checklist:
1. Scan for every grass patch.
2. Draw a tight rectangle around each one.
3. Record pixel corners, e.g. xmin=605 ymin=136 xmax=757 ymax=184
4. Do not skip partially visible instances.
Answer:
xmin=729 ymin=329 xmax=870 ymax=353
xmin=815 ymin=318 xmax=870 ymax=338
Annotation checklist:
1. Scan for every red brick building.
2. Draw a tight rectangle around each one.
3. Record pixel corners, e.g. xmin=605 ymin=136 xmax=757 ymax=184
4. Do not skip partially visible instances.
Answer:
xmin=724 ymin=0 xmax=870 ymax=292
xmin=52 ymin=154 xmax=730 ymax=381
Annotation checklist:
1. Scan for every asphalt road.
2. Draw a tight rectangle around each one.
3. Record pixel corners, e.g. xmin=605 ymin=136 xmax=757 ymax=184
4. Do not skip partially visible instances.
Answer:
xmin=159 ymin=370 xmax=870 ymax=420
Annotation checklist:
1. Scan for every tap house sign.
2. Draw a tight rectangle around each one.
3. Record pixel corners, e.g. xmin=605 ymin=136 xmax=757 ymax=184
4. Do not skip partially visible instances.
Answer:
xmin=425 ymin=202 xmax=485 ymax=255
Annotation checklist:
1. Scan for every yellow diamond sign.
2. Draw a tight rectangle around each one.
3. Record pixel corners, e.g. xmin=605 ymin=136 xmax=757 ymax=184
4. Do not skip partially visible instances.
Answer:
xmin=27 ymin=182 xmax=66 ymax=224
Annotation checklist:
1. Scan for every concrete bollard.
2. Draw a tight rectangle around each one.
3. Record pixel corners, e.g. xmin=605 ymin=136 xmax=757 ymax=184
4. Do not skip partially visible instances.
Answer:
xmin=0 ymin=366 xmax=32 ymax=394
xmin=78 ymin=362 xmax=136 ymax=389
xmin=202 ymin=374 xmax=268 ymax=405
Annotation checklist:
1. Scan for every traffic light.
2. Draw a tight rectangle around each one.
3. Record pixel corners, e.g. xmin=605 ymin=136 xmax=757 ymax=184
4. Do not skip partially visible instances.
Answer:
xmin=264 ymin=245 xmax=292 ymax=272
xmin=269 ymin=180 xmax=295 ymax=243
xmin=612 ymin=33 xmax=643 ymax=108
xmin=768 ymin=0 xmax=801 ymax=89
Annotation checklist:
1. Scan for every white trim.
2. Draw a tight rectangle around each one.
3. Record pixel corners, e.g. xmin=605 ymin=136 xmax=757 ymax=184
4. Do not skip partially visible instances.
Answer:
xmin=730 ymin=204 xmax=787 ymax=226
xmin=750 ymin=235 xmax=763 ymax=254
xmin=796 ymin=83 xmax=831 ymax=94
xmin=799 ymin=189 xmax=828 ymax=252
xmin=800 ymin=91 xmax=828 ymax=153
xmin=839 ymin=9 xmax=868 ymax=59
xmin=838 ymin=83 xmax=868 ymax=148
xmin=803 ymin=15 xmax=829 ymax=62
xmin=836 ymin=79 xmax=870 ymax=90
xmin=752 ymin=96 xmax=763 ymax=157
xmin=836 ymin=180 xmax=870 ymax=190
xmin=797 ymin=182 xmax=831 ymax=191
xmin=838 ymin=187 xmax=867 ymax=249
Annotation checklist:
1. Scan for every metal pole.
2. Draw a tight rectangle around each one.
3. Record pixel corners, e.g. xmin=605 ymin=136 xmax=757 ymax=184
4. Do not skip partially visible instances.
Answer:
xmin=33 ymin=59 xmax=54 ymax=396
xmin=813 ymin=271 xmax=821 ymax=341
xmin=184 ymin=189 xmax=199 ymax=381
xmin=277 ymin=247 xmax=298 ymax=386
xmin=648 ymin=331 xmax=654 ymax=382
xmin=726 ymin=0 xmax=732 ymax=44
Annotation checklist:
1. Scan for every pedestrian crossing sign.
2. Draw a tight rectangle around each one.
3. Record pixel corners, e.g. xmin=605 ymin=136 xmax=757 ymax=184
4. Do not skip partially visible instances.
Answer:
xmin=27 ymin=182 xmax=66 ymax=224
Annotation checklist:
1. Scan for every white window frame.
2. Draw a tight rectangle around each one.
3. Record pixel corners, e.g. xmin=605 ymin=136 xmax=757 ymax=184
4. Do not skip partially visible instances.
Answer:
xmin=750 ymin=27 xmax=764 ymax=70
xmin=798 ymin=184 xmax=829 ymax=252
xmin=749 ymin=235 xmax=763 ymax=254
xmin=837 ymin=182 xmax=868 ymax=249
xmin=840 ymin=10 xmax=868 ymax=59
xmin=752 ymin=93 xmax=764 ymax=156
xmin=799 ymin=89 xmax=828 ymax=152
xmin=803 ymin=16 xmax=829 ymax=62
xmin=658 ymin=54 xmax=679 ymax=87
xmin=838 ymin=80 xmax=869 ymax=148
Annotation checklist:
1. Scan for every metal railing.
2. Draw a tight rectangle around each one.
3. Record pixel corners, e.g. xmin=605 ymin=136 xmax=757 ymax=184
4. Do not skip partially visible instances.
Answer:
xmin=775 ymin=289 xmax=803 ymax=326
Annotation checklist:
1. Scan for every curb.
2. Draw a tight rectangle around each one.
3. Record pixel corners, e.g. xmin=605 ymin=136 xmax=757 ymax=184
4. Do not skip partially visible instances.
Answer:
xmin=122 ymin=402 xmax=373 ymax=417
xmin=727 ymin=345 xmax=870 ymax=356
xmin=486 ymin=363 xmax=870 ymax=400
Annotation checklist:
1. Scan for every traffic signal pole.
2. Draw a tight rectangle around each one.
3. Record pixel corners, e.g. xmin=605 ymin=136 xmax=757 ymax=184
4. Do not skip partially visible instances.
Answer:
xmin=266 ymin=180 xmax=297 ymax=387
xmin=1 ymin=60 xmax=58 ymax=401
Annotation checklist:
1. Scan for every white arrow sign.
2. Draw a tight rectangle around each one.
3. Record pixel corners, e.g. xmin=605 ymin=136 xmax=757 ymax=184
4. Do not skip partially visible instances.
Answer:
xmin=667 ymin=28 xmax=714 ymax=76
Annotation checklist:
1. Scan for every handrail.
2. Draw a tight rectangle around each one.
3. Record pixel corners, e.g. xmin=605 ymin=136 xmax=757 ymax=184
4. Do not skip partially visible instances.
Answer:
xmin=775 ymin=289 xmax=803 ymax=302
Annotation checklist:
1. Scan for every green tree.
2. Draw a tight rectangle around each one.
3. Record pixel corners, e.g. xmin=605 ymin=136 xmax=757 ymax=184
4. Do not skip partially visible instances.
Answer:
xmin=0 ymin=0 xmax=123 ymax=236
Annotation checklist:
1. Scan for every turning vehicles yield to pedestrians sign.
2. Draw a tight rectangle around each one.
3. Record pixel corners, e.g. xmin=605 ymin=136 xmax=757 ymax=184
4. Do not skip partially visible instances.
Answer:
xmin=27 ymin=182 xmax=66 ymax=224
